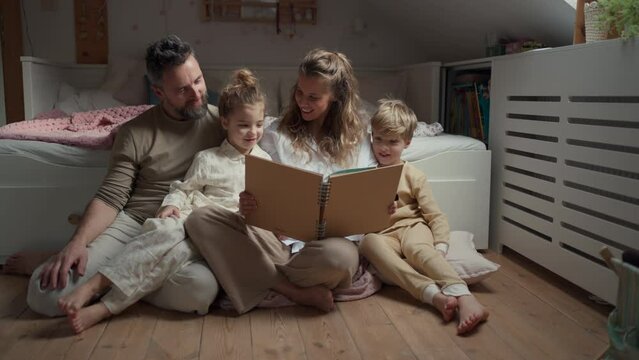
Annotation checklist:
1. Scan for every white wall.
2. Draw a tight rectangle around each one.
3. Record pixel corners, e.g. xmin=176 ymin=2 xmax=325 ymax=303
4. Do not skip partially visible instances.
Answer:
xmin=21 ymin=0 xmax=426 ymax=67
xmin=21 ymin=0 xmax=575 ymax=66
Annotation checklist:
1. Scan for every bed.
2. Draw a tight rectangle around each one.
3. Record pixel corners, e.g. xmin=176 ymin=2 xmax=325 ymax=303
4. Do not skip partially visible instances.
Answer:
xmin=0 ymin=57 xmax=490 ymax=263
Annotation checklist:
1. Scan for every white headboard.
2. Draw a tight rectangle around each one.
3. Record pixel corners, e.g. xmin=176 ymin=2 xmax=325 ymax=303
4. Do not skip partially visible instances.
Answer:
xmin=21 ymin=56 xmax=440 ymax=122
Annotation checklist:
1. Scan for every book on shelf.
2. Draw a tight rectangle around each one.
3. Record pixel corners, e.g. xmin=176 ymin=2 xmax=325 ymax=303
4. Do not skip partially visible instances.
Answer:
xmin=447 ymin=82 xmax=490 ymax=144
xmin=244 ymin=155 xmax=403 ymax=241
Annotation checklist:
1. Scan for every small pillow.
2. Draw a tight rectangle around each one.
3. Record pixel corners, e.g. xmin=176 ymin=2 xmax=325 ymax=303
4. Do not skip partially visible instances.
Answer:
xmin=446 ymin=231 xmax=500 ymax=284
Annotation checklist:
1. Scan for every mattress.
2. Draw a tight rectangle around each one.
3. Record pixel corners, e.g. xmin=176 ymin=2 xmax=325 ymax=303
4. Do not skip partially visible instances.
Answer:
xmin=401 ymin=133 xmax=486 ymax=162
xmin=0 ymin=139 xmax=110 ymax=167
xmin=0 ymin=133 xmax=485 ymax=168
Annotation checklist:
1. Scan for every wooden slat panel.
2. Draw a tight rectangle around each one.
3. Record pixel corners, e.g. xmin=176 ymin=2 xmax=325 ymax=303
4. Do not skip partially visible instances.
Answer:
xmin=563 ymin=145 xmax=639 ymax=173
xmin=561 ymin=186 xmax=639 ymax=226
xmin=503 ymin=118 xmax=560 ymax=137
xmin=502 ymin=186 xmax=556 ymax=216
xmin=502 ymin=170 xmax=559 ymax=199
xmin=563 ymin=165 xmax=639 ymax=200
xmin=564 ymin=102 xmax=639 ymax=123
xmin=561 ymin=207 xmax=638 ymax=251
xmin=503 ymin=135 xmax=560 ymax=158
xmin=566 ymin=123 xmax=639 ymax=148
xmin=503 ymin=152 xmax=558 ymax=180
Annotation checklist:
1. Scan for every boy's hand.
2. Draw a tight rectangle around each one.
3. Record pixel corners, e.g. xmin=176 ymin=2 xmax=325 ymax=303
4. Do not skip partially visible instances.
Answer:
xmin=388 ymin=201 xmax=398 ymax=214
xmin=239 ymin=191 xmax=258 ymax=216
xmin=157 ymin=205 xmax=180 ymax=219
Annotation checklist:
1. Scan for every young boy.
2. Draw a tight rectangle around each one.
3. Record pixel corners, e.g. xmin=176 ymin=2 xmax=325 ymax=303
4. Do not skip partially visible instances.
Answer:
xmin=360 ymin=99 xmax=489 ymax=335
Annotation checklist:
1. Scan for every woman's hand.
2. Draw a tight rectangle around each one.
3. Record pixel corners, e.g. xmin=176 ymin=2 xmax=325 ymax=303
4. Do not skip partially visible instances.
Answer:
xmin=157 ymin=205 xmax=180 ymax=219
xmin=239 ymin=191 xmax=258 ymax=216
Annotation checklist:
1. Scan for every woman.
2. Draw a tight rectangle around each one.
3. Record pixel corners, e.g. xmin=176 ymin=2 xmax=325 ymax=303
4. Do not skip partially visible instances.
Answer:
xmin=186 ymin=49 xmax=376 ymax=314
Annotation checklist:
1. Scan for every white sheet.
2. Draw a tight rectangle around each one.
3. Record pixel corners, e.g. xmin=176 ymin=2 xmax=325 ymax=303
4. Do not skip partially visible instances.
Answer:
xmin=401 ymin=134 xmax=486 ymax=162
xmin=0 ymin=139 xmax=110 ymax=167
xmin=0 ymin=133 xmax=484 ymax=168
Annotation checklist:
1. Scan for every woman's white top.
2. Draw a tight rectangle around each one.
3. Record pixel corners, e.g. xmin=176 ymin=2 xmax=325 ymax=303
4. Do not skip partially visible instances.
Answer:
xmin=259 ymin=117 xmax=377 ymax=176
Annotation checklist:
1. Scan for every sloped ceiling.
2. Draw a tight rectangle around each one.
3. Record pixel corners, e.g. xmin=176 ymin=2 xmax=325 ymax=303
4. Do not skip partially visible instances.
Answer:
xmin=364 ymin=0 xmax=576 ymax=62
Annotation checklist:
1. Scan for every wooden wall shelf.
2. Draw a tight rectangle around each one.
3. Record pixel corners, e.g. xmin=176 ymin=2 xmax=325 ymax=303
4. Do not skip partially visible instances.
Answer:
xmin=202 ymin=0 xmax=316 ymax=25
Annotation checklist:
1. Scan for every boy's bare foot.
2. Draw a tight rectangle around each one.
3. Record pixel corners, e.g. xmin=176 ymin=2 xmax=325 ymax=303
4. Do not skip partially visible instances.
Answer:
xmin=288 ymin=285 xmax=335 ymax=312
xmin=432 ymin=293 xmax=458 ymax=322
xmin=457 ymin=294 xmax=489 ymax=335
xmin=68 ymin=302 xmax=111 ymax=334
xmin=2 ymin=251 xmax=54 ymax=275
xmin=58 ymin=274 xmax=110 ymax=314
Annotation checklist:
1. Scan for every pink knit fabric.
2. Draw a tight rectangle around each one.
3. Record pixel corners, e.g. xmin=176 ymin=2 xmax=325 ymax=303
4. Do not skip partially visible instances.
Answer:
xmin=0 ymin=105 xmax=153 ymax=149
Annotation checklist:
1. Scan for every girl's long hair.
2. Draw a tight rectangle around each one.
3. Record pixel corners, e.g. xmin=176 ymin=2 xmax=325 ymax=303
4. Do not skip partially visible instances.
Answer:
xmin=280 ymin=49 xmax=363 ymax=167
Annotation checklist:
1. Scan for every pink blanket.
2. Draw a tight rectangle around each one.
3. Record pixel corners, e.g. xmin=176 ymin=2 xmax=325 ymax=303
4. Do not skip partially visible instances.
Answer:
xmin=0 ymin=105 xmax=153 ymax=149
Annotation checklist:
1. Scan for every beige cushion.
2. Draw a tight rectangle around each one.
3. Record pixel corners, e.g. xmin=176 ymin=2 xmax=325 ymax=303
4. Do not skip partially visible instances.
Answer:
xmin=446 ymin=231 xmax=500 ymax=284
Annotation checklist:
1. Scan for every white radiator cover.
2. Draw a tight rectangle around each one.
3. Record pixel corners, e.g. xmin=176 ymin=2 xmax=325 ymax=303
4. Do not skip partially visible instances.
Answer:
xmin=489 ymin=39 xmax=639 ymax=304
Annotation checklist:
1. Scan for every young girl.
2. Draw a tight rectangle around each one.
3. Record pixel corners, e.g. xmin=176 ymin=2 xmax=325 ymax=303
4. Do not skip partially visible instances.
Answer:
xmin=185 ymin=49 xmax=377 ymax=314
xmin=57 ymin=69 xmax=271 ymax=333
xmin=360 ymin=99 xmax=489 ymax=335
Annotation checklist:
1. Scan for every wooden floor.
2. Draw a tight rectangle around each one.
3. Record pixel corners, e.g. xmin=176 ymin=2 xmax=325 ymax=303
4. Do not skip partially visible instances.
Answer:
xmin=0 ymin=248 xmax=612 ymax=360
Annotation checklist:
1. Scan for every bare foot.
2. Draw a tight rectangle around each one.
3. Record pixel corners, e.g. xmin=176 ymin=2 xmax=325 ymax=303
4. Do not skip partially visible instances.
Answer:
xmin=432 ymin=292 xmax=458 ymax=322
xmin=2 ymin=251 xmax=54 ymax=276
xmin=68 ymin=302 xmax=111 ymax=334
xmin=58 ymin=274 xmax=110 ymax=314
xmin=457 ymin=294 xmax=489 ymax=335
xmin=289 ymin=285 xmax=335 ymax=312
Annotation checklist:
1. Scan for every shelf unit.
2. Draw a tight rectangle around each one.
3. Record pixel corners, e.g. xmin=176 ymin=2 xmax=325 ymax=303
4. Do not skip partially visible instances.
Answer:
xmin=440 ymin=59 xmax=492 ymax=145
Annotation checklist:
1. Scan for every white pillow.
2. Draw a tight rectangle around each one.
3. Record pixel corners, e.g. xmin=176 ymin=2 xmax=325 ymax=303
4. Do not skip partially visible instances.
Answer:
xmin=446 ymin=231 xmax=500 ymax=284
xmin=55 ymin=82 xmax=124 ymax=114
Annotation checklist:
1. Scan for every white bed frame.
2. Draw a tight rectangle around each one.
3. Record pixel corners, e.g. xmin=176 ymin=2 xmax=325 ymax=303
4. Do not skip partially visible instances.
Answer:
xmin=489 ymin=39 xmax=639 ymax=304
xmin=1 ymin=57 xmax=491 ymax=263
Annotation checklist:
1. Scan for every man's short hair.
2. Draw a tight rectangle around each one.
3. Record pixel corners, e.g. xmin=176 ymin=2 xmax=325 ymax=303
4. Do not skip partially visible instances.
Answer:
xmin=370 ymin=98 xmax=418 ymax=141
xmin=145 ymin=35 xmax=194 ymax=85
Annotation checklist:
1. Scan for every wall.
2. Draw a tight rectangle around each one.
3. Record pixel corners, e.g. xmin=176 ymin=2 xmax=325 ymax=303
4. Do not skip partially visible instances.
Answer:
xmin=21 ymin=0 xmax=426 ymax=67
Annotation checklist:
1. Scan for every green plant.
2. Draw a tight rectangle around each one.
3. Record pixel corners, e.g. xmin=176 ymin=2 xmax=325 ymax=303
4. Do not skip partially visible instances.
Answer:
xmin=597 ymin=0 xmax=639 ymax=39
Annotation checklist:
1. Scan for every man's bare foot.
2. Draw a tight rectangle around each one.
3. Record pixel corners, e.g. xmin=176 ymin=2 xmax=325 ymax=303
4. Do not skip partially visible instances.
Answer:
xmin=58 ymin=274 xmax=110 ymax=314
xmin=2 ymin=251 xmax=54 ymax=276
xmin=432 ymin=292 xmax=458 ymax=322
xmin=288 ymin=285 xmax=335 ymax=312
xmin=67 ymin=302 xmax=111 ymax=334
xmin=457 ymin=294 xmax=489 ymax=335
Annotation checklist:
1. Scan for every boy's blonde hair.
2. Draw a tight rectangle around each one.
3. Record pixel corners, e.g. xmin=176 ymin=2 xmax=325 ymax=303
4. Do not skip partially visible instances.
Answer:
xmin=280 ymin=48 xmax=363 ymax=167
xmin=218 ymin=68 xmax=265 ymax=118
xmin=370 ymin=99 xmax=417 ymax=141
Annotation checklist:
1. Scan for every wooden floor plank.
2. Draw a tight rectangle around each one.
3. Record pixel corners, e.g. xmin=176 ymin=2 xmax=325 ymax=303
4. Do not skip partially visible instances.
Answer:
xmin=250 ymin=307 xmax=306 ymax=360
xmin=338 ymin=295 xmax=417 ymax=360
xmin=89 ymin=303 xmax=158 ymax=360
xmin=143 ymin=309 xmax=203 ymax=360
xmin=477 ymin=270 xmax=608 ymax=359
xmin=374 ymin=287 xmax=471 ymax=360
xmin=295 ymin=305 xmax=362 ymax=360
xmin=1 ymin=309 xmax=68 ymax=359
xmin=485 ymin=248 xmax=612 ymax=341
xmin=199 ymin=309 xmax=253 ymax=360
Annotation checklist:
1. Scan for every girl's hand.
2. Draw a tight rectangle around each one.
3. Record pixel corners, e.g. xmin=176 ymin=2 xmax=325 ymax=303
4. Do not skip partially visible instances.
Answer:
xmin=388 ymin=201 xmax=398 ymax=214
xmin=239 ymin=191 xmax=258 ymax=216
xmin=157 ymin=205 xmax=180 ymax=219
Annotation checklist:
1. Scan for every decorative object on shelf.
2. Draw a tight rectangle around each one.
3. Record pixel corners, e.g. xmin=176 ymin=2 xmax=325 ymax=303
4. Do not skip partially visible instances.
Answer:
xmin=74 ymin=0 xmax=108 ymax=64
xmin=201 ymin=0 xmax=317 ymax=32
xmin=584 ymin=1 xmax=610 ymax=42
xmin=597 ymin=0 xmax=639 ymax=39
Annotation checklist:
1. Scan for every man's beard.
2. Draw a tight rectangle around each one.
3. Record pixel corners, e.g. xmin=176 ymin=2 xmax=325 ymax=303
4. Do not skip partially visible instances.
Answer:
xmin=176 ymin=92 xmax=209 ymax=120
